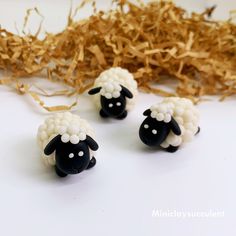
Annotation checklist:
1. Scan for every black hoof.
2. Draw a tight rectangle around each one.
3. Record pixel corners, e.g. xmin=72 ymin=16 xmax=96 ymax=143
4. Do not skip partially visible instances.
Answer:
xmin=116 ymin=110 xmax=127 ymax=119
xmin=55 ymin=166 xmax=68 ymax=177
xmin=100 ymin=109 xmax=109 ymax=118
xmin=86 ymin=157 xmax=96 ymax=169
xmin=166 ymin=145 xmax=179 ymax=153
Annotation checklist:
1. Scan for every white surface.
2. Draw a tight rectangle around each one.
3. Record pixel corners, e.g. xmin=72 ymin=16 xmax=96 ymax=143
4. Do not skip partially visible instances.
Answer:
xmin=0 ymin=1 xmax=236 ymax=236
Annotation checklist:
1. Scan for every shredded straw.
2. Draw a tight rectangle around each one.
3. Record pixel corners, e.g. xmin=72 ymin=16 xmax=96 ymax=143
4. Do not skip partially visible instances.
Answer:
xmin=0 ymin=0 xmax=236 ymax=111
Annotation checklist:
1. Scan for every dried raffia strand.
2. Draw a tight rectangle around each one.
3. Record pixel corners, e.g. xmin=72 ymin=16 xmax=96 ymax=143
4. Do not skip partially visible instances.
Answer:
xmin=0 ymin=0 xmax=236 ymax=111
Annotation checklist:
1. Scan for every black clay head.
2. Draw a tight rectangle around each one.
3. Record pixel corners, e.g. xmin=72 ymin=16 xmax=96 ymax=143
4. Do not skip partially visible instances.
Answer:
xmin=139 ymin=109 xmax=181 ymax=147
xmin=44 ymin=135 xmax=98 ymax=175
xmin=88 ymin=85 xmax=133 ymax=118
xmin=100 ymin=96 xmax=126 ymax=117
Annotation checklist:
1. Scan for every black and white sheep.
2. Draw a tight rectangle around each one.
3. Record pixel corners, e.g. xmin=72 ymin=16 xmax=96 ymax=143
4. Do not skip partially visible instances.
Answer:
xmin=139 ymin=97 xmax=200 ymax=152
xmin=88 ymin=67 xmax=138 ymax=119
xmin=37 ymin=112 xmax=99 ymax=177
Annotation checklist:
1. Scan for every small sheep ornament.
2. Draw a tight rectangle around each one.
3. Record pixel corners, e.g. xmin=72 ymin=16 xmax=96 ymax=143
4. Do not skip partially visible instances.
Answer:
xmin=88 ymin=67 xmax=138 ymax=119
xmin=37 ymin=112 xmax=99 ymax=177
xmin=139 ymin=97 xmax=200 ymax=152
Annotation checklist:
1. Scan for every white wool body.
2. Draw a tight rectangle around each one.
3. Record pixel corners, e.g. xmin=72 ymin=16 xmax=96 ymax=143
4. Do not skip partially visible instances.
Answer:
xmin=92 ymin=67 xmax=138 ymax=110
xmin=37 ymin=112 xmax=95 ymax=166
xmin=150 ymin=97 xmax=200 ymax=148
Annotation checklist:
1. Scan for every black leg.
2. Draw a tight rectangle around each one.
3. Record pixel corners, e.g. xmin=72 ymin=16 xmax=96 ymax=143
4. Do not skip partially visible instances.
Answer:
xmin=116 ymin=110 xmax=127 ymax=119
xmin=55 ymin=165 xmax=68 ymax=177
xmin=86 ymin=157 xmax=96 ymax=169
xmin=195 ymin=126 xmax=200 ymax=135
xmin=166 ymin=145 xmax=179 ymax=153
xmin=100 ymin=109 xmax=109 ymax=118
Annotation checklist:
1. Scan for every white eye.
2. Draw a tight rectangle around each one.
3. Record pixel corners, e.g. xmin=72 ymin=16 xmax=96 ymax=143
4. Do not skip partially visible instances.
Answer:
xmin=144 ymin=124 xmax=149 ymax=129
xmin=68 ymin=153 xmax=74 ymax=158
xmin=78 ymin=151 xmax=84 ymax=157
xmin=152 ymin=129 xmax=157 ymax=135
xmin=116 ymin=102 xmax=121 ymax=106
xmin=108 ymin=103 xmax=113 ymax=108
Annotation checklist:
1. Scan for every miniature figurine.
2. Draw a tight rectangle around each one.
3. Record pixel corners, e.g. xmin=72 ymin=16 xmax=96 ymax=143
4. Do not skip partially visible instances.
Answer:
xmin=139 ymin=97 xmax=200 ymax=152
xmin=37 ymin=112 xmax=98 ymax=177
xmin=88 ymin=67 xmax=138 ymax=119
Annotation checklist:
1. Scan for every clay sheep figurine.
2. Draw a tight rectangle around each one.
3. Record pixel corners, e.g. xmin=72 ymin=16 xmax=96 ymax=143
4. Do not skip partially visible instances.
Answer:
xmin=37 ymin=112 xmax=99 ymax=177
xmin=88 ymin=67 xmax=138 ymax=119
xmin=139 ymin=97 xmax=200 ymax=152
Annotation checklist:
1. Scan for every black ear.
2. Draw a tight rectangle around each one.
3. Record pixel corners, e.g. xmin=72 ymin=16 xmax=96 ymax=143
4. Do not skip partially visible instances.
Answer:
xmin=44 ymin=135 xmax=61 ymax=155
xmin=88 ymin=87 xmax=102 ymax=95
xmin=169 ymin=117 xmax=181 ymax=136
xmin=143 ymin=109 xmax=151 ymax=116
xmin=121 ymin=85 xmax=133 ymax=98
xmin=85 ymin=135 xmax=99 ymax=151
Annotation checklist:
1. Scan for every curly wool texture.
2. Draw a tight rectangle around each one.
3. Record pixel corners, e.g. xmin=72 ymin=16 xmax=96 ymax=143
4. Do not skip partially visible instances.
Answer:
xmin=92 ymin=67 xmax=138 ymax=110
xmin=150 ymin=97 xmax=200 ymax=148
xmin=37 ymin=112 xmax=95 ymax=166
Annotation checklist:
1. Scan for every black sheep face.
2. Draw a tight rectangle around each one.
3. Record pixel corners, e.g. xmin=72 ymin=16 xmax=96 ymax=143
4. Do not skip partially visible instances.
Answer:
xmin=55 ymin=141 xmax=90 ymax=175
xmin=101 ymin=96 xmax=126 ymax=117
xmin=139 ymin=109 xmax=181 ymax=147
xmin=88 ymin=85 xmax=133 ymax=119
xmin=44 ymin=135 xmax=98 ymax=176
xmin=139 ymin=116 xmax=171 ymax=146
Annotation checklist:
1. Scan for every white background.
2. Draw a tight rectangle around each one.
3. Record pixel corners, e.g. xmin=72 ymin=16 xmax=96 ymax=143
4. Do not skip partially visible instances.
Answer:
xmin=0 ymin=1 xmax=236 ymax=236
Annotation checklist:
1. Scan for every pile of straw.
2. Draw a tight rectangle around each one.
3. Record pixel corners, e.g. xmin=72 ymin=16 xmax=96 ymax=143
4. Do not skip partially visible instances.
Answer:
xmin=0 ymin=0 xmax=236 ymax=110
